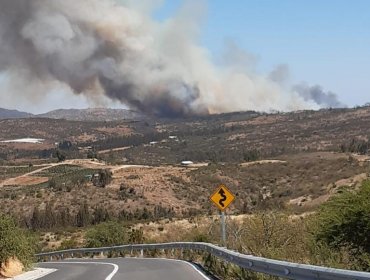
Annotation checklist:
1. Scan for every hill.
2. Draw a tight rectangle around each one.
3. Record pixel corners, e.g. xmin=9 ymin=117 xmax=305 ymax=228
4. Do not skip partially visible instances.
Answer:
xmin=0 ymin=108 xmax=33 ymax=119
xmin=0 ymin=106 xmax=370 ymax=229
xmin=37 ymin=108 xmax=144 ymax=121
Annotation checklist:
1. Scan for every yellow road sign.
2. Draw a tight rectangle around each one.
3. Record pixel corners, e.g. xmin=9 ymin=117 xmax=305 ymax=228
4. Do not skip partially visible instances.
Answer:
xmin=210 ymin=184 xmax=235 ymax=211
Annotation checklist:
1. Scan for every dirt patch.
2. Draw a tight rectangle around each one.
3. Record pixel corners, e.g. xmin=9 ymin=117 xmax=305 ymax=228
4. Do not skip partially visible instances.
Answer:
xmin=95 ymin=126 xmax=133 ymax=135
xmin=3 ymin=176 xmax=49 ymax=186
xmin=0 ymin=142 xmax=54 ymax=151
xmin=240 ymin=160 xmax=287 ymax=167
xmin=65 ymin=159 xmax=107 ymax=169
xmin=351 ymin=154 xmax=370 ymax=165
xmin=224 ymin=114 xmax=288 ymax=128
xmin=71 ymin=134 xmax=97 ymax=143
xmin=98 ymin=146 xmax=132 ymax=154
xmin=289 ymin=195 xmax=312 ymax=206
xmin=0 ymin=257 xmax=24 ymax=278
xmin=288 ymin=172 xmax=369 ymax=208
xmin=110 ymin=166 xmax=193 ymax=212
xmin=333 ymin=173 xmax=368 ymax=188
xmin=227 ymin=133 xmax=248 ymax=141
xmin=185 ymin=163 xmax=209 ymax=168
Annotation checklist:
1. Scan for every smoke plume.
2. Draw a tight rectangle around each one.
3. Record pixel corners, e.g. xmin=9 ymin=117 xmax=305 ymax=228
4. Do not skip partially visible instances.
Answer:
xmin=269 ymin=64 xmax=290 ymax=84
xmin=293 ymin=84 xmax=344 ymax=108
xmin=0 ymin=0 xmax=339 ymax=117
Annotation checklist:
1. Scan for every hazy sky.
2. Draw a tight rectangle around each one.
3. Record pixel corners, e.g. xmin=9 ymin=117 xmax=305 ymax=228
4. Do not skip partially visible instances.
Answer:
xmin=157 ymin=0 xmax=370 ymax=107
xmin=1 ymin=0 xmax=369 ymax=113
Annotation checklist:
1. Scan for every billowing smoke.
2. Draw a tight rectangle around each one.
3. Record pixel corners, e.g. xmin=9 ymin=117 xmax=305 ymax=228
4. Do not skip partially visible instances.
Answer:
xmin=269 ymin=64 xmax=290 ymax=84
xmin=0 ymin=0 xmax=338 ymax=117
xmin=293 ymin=84 xmax=344 ymax=108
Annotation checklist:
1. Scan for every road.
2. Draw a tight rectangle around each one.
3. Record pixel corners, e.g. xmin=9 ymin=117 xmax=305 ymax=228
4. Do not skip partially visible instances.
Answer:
xmin=37 ymin=258 xmax=209 ymax=280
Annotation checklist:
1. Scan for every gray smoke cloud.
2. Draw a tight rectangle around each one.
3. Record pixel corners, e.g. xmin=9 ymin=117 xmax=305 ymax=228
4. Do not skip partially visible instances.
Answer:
xmin=0 ymin=0 xmax=324 ymax=117
xmin=293 ymin=84 xmax=344 ymax=108
xmin=269 ymin=64 xmax=290 ymax=84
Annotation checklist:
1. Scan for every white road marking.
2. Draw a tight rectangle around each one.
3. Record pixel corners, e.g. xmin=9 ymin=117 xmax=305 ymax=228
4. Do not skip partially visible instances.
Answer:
xmin=44 ymin=262 xmax=119 ymax=280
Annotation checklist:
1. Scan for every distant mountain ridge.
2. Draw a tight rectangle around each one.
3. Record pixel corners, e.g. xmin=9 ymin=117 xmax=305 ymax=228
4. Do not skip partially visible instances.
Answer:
xmin=37 ymin=108 xmax=143 ymax=121
xmin=0 ymin=108 xmax=33 ymax=119
xmin=0 ymin=107 xmax=143 ymax=121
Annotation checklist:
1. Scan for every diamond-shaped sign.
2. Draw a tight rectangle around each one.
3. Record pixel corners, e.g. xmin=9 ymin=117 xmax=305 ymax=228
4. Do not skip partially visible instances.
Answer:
xmin=210 ymin=184 xmax=235 ymax=211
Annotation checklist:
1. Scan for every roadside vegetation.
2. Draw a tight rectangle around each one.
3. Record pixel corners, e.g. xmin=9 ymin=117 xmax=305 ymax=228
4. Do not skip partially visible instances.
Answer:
xmin=199 ymin=181 xmax=370 ymax=278
xmin=85 ymin=221 xmax=128 ymax=248
xmin=30 ymin=180 xmax=370 ymax=279
xmin=0 ymin=214 xmax=35 ymax=269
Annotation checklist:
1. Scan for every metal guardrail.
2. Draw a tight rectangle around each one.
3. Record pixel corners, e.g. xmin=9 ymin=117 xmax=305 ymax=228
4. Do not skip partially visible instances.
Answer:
xmin=36 ymin=242 xmax=370 ymax=280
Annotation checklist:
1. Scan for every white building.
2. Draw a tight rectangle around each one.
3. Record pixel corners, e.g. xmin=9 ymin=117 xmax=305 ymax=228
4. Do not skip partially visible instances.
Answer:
xmin=181 ymin=161 xmax=194 ymax=166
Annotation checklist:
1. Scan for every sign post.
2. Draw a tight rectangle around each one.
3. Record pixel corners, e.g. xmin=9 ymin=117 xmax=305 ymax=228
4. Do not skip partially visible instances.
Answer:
xmin=221 ymin=211 xmax=226 ymax=245
xmin=210 ymin=184 xmax=235 ymax=247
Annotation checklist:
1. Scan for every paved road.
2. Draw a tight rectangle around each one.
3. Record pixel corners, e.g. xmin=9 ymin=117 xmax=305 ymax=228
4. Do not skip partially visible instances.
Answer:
xmin=37 ymin=258 xmax=209 ymax=280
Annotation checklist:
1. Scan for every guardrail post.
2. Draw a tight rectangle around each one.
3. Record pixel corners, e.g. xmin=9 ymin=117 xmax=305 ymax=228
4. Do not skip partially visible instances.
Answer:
xmin=140 ymin=249 xmax=144 ymax=258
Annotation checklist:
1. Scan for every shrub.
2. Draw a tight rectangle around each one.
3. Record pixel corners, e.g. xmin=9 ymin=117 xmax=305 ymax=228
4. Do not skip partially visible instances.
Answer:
xmin=59 ymin=238 xmax=79 ymax=250
xmin=235 ymin=212 xmax=309 ymax=261
xmin=188 ymin=231 xmax=211 ymax=243
xmin=85 ymin=221 xmax=128 ymax=248
xmin=314 ymin=181 xmax=370 ymax=270
xmin=0 ymin=214 xmax=35 ymax=268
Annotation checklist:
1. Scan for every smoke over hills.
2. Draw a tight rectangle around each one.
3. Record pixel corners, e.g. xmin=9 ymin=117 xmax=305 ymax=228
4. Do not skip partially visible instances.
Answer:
xmin=0 ymin=0 xmax=342 ymax=117
xmin=293 ymin=84 xmax=344 ymax=108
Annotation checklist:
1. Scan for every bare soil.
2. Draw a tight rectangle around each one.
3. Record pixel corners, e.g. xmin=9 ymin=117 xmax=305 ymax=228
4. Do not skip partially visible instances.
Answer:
xmin=0 ymin=257 xmax=24 ymax=278
xmin=2 ymin=176 xmax=49 ymax=186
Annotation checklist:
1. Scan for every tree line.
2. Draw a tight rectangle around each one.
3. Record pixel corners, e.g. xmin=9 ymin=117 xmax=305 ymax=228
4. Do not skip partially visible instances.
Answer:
xmin=23 ymin=203 xmax=177 ymax=231
xmin=340 ymin=138 xmax=370 ymax=155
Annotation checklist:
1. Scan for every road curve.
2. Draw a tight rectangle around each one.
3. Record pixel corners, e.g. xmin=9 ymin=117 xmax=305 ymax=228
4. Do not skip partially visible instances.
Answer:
xmin=37 ymin=258 xmax=210 ymax=280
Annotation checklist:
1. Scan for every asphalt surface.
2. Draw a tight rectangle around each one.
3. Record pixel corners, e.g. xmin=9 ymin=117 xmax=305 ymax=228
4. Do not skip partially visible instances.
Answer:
xmin=37 ymin=258 xmax=209 ymax=280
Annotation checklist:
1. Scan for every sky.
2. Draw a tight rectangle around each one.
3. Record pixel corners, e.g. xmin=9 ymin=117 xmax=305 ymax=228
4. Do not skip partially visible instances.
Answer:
xmin=1 ymin=0 xmax=369 ymax=113
xmin=156 ymin=0 xmax=370 ymax=107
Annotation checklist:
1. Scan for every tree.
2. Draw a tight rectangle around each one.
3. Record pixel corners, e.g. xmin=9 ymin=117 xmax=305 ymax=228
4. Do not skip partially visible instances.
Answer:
xmin=43 ymin=203 xmax=56 ymax=229
xmin=93 ymin=170 xmax=112 ymax=188
xmin=30 ymin=207 xmax=42 ymax=230
xmin=53 ymin=149 xmax=66 ymax=162
xmin=48 ymin=179 xmax=56 ymax=190
xmin=58 ymin=140 xmax=73 ymax=150
xmin=92 ymin=207 xmax=110 ymax=225
xmin=87 ymin=150 xmax=98 ymax=159
xmin=59 ymin=208 xmax=72 ymax=228
xmin=76 ymin=202 xmax=91 ymax=227
xmin=243 ymin=149 xmax=260 ymax=162
xmin=129 ymin=229 xmax=145 ymax=244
